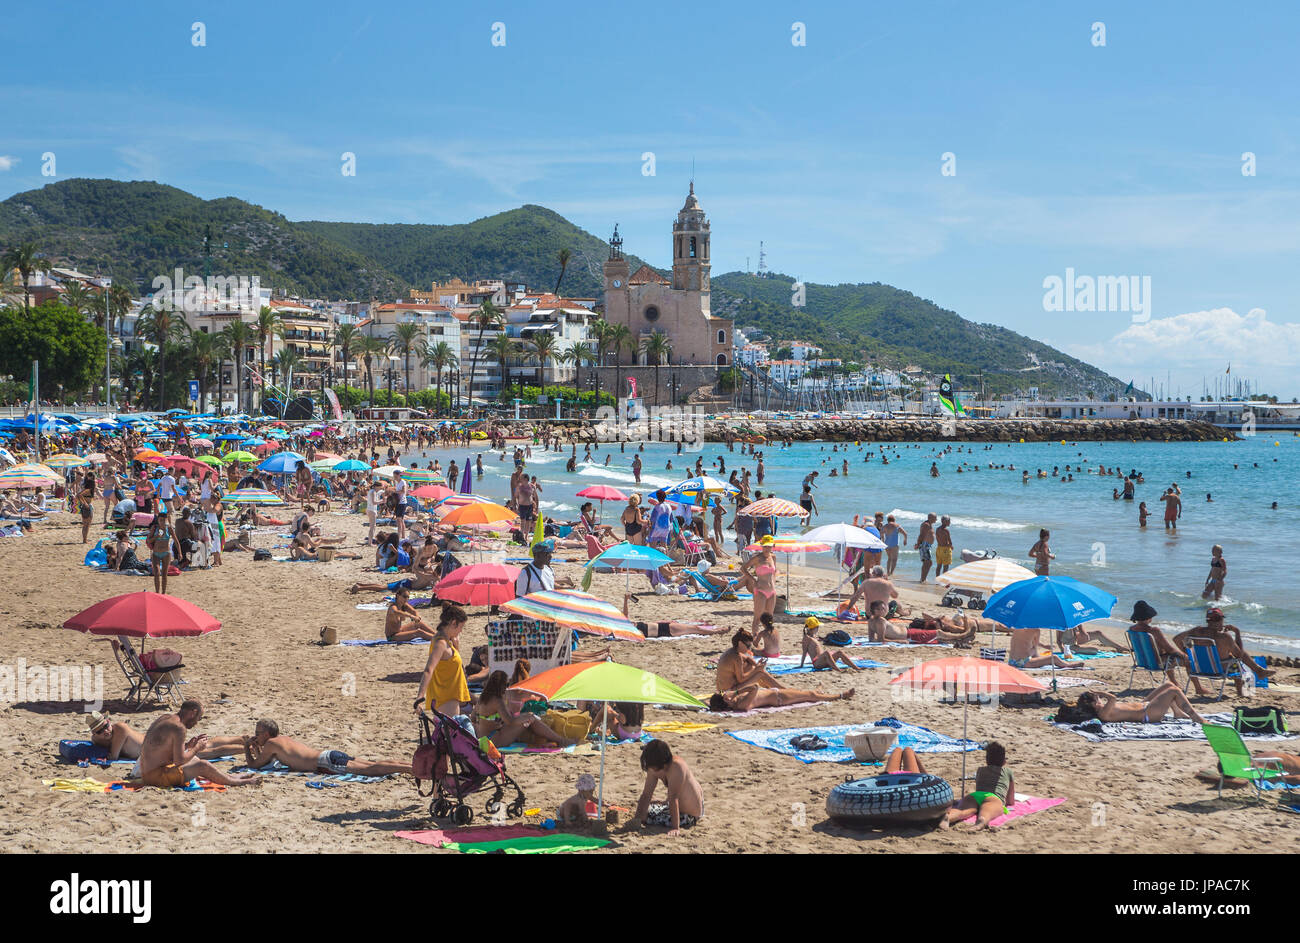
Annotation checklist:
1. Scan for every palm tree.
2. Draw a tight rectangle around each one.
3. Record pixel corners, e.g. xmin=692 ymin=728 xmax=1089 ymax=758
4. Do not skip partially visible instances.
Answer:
xmin=271 ymin=348 xmax=302 ymax=398
xmin=465 ymin=298 xmax=503 ymax=411
xmin=255 ymin=306 xmax=283 ymax=393
xmin=333 ymin=323 xmax=360 ymax=391
xmin=124 ymin=348 xmax=157 ymax=411
xmin=2 ymin=243 xmax=51 ymax=312
xmin=60 ymin=282 xmax=96 ymax=322
xmin=526 ymin=331 xmax=559 ymax=403
xmin=390 ymin=321 xmax=423 ymax=395
xmin=358 ymin=334 xmax=388 ymax=404
xmin=590 ymin=318 xmax=616 ymax=404
xmin=567 ymin=341 xmax=596 ymax=408
xmin=221 ymin=320 xmax=254 ymax=414
xmin=554 ymin=248 xmax=571 ymax=296
xmin=422 ymin=340 xmax=458 ymax=415
xmin=136 ymin=300 xmax=191 ymax=410
xmin=608 ymin=323 xmax=632 ymax=370
xmin=640 ymin=330 xmax=672 ymax=406
xmin=107 ymin=282 xmax=133 ymax=337
xmin=189 ymin=330 xmax=223 ymax=412
xmin=487 ymin=332 xmax=519 ymax=404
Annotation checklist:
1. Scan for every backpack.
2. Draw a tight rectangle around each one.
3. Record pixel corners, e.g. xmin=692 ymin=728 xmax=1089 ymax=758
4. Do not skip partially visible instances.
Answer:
xmin=823 ymin=630 xmax=852 ymax=647
xmin=253 ymin=549 xmax=271 ymax=561
xmin=1232 ymin=706 xmax=1288 ymax=736
xmin=789 ymin=734 xmax=829 ymax=751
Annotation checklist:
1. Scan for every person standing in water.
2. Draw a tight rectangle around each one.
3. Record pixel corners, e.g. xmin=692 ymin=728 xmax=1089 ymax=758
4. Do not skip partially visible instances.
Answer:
xmin=1202 ymin=544 xmax=1227 ymax=601
xmin=1161 ymin=488 xmax=1182 ymax=531
xmin=1028 ymin=528 xmax=1054 ymax=576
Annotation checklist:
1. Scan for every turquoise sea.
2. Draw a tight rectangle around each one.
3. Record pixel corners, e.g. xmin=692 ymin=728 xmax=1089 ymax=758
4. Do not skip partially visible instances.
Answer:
xmin=410 ymin=434 xmax=1300 ymax=655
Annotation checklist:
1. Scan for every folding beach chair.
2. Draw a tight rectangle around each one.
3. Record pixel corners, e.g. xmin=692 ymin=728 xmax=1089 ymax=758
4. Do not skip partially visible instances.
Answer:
xmin=99 ymin=636 xmax=186 ymax=710
xmin=1201 ymin=723 xmax=1289 ymax=800
xmin=685 ymin=568 xmax=738 ymax=601
xmin=584 ymin=535 xmax=605 ymax=561
xmin=1183 ymin=638 xmax=1242 ymax=701
xmin=1127 ymin=629 xmax=1177 ymax=693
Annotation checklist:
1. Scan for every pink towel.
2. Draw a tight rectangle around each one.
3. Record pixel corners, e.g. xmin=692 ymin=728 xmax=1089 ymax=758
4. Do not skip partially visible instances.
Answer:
xmin=952 ymin=795 xmax=1066 ymax=828
xmin=395 ymin=825 xmax=542 ymax=846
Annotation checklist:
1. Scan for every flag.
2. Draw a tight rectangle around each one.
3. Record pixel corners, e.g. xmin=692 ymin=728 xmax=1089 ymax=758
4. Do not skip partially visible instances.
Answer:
xmin=323 ymin=387 xmax=343 ymax=420
xmin=938 ymin=374 xmax=965 ymax=417
xmin=1226 ymin=363 xmax=1231 ymax=375
xmin=1124 ymin=380 xmax=1134 ymax=397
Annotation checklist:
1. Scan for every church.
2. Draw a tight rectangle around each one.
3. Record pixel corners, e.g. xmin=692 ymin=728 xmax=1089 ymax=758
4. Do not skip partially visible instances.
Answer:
xmin=602 ymin=183 xmax=732 ymax=366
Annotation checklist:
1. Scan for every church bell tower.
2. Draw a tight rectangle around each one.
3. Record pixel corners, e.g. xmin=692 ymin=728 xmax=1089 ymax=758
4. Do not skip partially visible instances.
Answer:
xmin=671 ymin=182 xmax=710 ymax=293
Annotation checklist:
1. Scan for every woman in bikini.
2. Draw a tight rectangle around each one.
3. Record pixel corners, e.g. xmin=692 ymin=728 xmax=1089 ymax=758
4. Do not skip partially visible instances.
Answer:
xmin=717 ymin=683 xmax=854 ymax=712
xmin=739 ymin=535 xmax=779 ymax=630
xmin=1077 ymin=683 xmax=1207 ymax=725
xmin=753 ymin=611 xmax=782 ymax=657
xmin=472 ymin=671 xmax=572 ymax=747
xmin=1202 ymin=544 xmax=1227 ymax=601
xmin=621 ymin=494 xmax=645 ymax=545
xmin=146 ymin=510 xmax=174 ymax=593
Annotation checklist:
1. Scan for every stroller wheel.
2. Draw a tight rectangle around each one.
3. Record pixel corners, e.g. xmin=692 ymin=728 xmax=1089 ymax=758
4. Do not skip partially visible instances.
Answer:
xmin=432 ymin=799 xmax=452 ymax=818
xmin=507 ymin=800 xmax=524 ymax=819
xmin=485 ymin=799 xmax=503 ymax=817
xmin=454 ymin=804 xmax=474 ymax=826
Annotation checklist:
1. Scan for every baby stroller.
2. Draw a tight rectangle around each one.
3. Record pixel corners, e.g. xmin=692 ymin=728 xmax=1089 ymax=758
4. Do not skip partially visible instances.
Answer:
xmin=413 ymin=708 xmax=526 ymax=825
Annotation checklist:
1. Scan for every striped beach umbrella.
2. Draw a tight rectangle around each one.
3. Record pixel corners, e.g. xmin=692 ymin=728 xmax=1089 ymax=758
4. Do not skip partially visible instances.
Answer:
xmin=44 ymin=453 xmax=91 ymax=469
xmin=744 ymin=536 xmax=833 ymax=596
xmin=393 ymin=467 xmax=440 ymax=484
xmin=0 ymin=463 xmax=62 ymax=490
xmin=738 ymin=497 xmax=807 ymax=518
xmin=501 ymin=589 xmax=643 ymax=643
xmin=937 ymin=558 xmax=1037 ymax=594
xmin=223 ymin=488 xmax=285 ymax=505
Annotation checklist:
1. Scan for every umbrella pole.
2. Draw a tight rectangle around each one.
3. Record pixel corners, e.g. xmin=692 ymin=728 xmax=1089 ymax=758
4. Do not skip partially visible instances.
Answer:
xmin=598 ymin=699 xmax=608 ymax=819
xmin=961 ymin=697 xmax=969 ymax=792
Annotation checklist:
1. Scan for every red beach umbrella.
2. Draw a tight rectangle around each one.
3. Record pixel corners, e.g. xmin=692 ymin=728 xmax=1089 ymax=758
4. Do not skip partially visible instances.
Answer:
xmin=435 ymin=563 xmax=521 ymax=607
xmin=63 ymin=592 xmax=222 ymax=638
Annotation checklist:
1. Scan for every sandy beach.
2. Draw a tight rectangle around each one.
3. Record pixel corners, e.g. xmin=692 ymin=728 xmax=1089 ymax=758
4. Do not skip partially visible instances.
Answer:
xmin=3 ymin=503 xmax=1298 ymax=855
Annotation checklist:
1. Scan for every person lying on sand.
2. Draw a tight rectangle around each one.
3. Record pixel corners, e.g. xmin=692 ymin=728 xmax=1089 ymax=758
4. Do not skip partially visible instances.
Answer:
xmin=241 ymin=718 xmax=411 ymax=776
xmin=1007 ymin=628 xmax=1088 ymax=669
xmin=627 ymin=739 xmax=705 ymax=836
xmin=137 ymin=700 xmax=259 ymax=788
xmin=940 ymin=741 xmax=1015 ymax=831
xmin=88 ymin=711 xmax=242 ymax=762
xmin=865 ymin=602 xmax=976 ymax=645
xmin=620 ymin=594 xmax=728 ymax=638
xmin=800 ymin=618 xmax=863 ymax=671
xmin=1076 ymin=684 xmax=1208 ymax=725
xmin=710 ymin=683 xmax=855 ymax=712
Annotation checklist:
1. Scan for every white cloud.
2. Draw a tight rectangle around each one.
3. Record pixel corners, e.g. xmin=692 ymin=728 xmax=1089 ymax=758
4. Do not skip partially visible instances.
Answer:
xmin=0 ymin=155 xmax=18 ymax=171
xmin=1067 ymin=307 xmax=1300 ymax=398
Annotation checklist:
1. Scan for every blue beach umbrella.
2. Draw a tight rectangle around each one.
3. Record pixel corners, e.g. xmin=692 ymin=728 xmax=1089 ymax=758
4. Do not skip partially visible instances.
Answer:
xmin=332 ymin=459 xmax=370 ymax=472
xmin=982 ymin=575 xmax=1117 ymax=650
xmin=586 ymin=541 xmax=674 ymax=592
xmin=257 ymin=451 xmax=307 ymax=475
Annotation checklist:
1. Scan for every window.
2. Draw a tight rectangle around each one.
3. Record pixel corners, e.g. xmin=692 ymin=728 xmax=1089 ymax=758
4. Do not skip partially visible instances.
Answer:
xmin=717 ymin=329 xmax=726 ymax=345
xmin=644 ymin=305 xmax=660 ymax=322
xmin=689 ymin=236 xmax=697 ymax=258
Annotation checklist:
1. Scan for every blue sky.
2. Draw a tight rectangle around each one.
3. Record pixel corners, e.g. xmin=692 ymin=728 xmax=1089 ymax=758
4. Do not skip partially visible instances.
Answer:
xmin=3 ymin=0 xmax=1300 ymax=396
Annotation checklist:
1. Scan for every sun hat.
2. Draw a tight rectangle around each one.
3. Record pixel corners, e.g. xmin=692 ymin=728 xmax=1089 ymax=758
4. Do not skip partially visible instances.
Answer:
xmin=805 ymin=616 xmax=821 ymax=630
xmin=760 ymin=534 xmax=775 ymax=546
xmin=1129 ymin=600 xmax=1157 ymax=621
xmin=87 ymin=711 xmax=111 ymax=734
xmin=576 ymin=773 xmax=596 ymax=792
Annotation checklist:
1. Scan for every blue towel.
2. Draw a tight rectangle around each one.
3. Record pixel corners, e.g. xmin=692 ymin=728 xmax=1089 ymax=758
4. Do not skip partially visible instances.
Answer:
xmin=765 ymin=657 xmax=888 ymax=676
xmin=727 ymin=716 xmax=982 ymax=764
xmin=232 ymin=761 xmax=390 ymax=784
xmin=339 ymin=637 xmax=430 ymax=646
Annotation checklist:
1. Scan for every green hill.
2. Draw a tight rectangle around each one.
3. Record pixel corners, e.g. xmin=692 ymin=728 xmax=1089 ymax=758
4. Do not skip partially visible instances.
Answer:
xmin=0 ymin=179 xmax=407 ymax=299
xmin=711 ymin=272 xmax=1122 ymax=397
xmin=298 ymin=206 xmax=647 ymax=299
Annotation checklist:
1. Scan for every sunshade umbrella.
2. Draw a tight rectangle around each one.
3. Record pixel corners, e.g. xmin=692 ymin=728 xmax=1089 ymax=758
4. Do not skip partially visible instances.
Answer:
xmin=937 ymin=558 xmax=1037 ymax=595
xmin=63 ymin=591 xmax=222 ymax=639
xmin=195 ymin=455 xmax=225 ymax=467
xmin=889 ymin=656 xmax=1045 ymax=787
xmin=576 ymin=484 xmax=627 ymax=521
xmin=738 ymin=497 xmax=808 ymax=518
xmin=0 ymin=448 xmax=16 ymax=466
xmin=191 ymin=437 xmax=213 ymax=448
xmin=223 ymin=487 xmax=285 ymax=505
xmin=309 ymin=459 xmax=339 ymax=472
xmin=222 ymin=450 xmax=257 ymax=464
xmin=460 ymin=457 xmax=472 ymax=495
xmin=440 ymin=501 xmax=517 ymax=528
xmin=744 ymin=536 xmax=832 ymax=596
xmin=501 ymin=589 xmax=643 ymax=643
xmin=983 ymin=575 xmax=1117 ymax=633
xmin=333 ymin=459 xmax=370 ymax=473
xmin=510 ymin=661 xmax=706 ymax=815
xmin=802 ymin=522 xmax=888 ymax=603
xmin=435 ymin=563 xmax=521 ymax=607
xmin=45 ymin=453 xmax=91 ymax=469
xmin=214 ymin=433 xmax=244 ymax=442
xmin=411 ymin=484 xmax=455 ymax=501
xmin=667 ymin=474 xmax=737 ymax=496
xmin=393 ymin=467 xmax=439 ymax=484
xmin=0 ymin=464 xmax=62 ymax=491
xmin=586 ymin=541 xmax=674 ymax=593
xmin=133 ymin=448 xmax=164 ymax=462
xmin=258 ymin=451 xmax=305 ymax=474
xmin=86 ymin=452 xmax=108 ymax=464
xmin=253 ymin=442 xmax=280 ymax=456
xmin=372 ymin=465 xmax=405 ymax=478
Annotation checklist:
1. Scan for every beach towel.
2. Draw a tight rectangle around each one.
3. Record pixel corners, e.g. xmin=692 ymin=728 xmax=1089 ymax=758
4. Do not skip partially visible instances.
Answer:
xmin=396 ymin=824 xmax=541 ymax=846
xmin=728 ymin=717 xmax=982 ymax=763
xmin=763 ymin=654 xmax=888 ymax=676
xmin=949 ymin=794 xmax=1067 ymax=828
xmin=688 ymin=591 xmax=753 ymax=600
xmin=1051 ymin=711 xmax=1296 ymax=743
xmin=849 ymin=637 xmax=947 ymax=649
xmin=643 ymin=721 xmax=717 ymax=734
xmin=44 ymin=776 xmax=227 ymax=793
xmin=231 ymin=762 xmax=390 ymax=784
xmin=444 ymin=833 xmax=611 ymax=854
xmin=339 ymin=637 xmax=431 ymax=646
xmin=701 ymin=699 xmax=826 ymax=718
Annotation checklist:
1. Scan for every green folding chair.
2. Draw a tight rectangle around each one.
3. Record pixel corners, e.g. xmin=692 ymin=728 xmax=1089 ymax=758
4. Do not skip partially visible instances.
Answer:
xmin=1201 ymin=723 xmax=1288 ymax=800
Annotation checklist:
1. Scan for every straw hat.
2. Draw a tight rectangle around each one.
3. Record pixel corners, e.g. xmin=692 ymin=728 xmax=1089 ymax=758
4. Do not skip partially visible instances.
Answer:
xmin=86 ymin=710 xmax=111 ymax=734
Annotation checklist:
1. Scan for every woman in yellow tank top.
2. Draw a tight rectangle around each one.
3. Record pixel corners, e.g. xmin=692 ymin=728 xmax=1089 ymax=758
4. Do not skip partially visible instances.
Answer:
xmin=416 ymin=605 xmax=470 ymax=715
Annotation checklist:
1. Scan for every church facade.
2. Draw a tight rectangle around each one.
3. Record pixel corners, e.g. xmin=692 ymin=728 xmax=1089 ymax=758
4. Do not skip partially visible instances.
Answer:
xmin=601 ymin=183 xmax=731 ymax=366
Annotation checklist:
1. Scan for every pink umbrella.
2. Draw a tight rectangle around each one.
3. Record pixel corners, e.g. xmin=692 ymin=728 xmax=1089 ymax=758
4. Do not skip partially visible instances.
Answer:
xmin=576 ymin=484 xmax=628 ymax=522
xmin=435 ymin=563 xmax=521 ymax=607
xmin=63 ymin=591 xmax=222 ymax=638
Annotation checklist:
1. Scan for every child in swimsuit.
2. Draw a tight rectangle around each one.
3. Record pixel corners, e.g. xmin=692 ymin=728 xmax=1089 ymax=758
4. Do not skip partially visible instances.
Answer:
xmin=942 ymin=741 xmax=1015 ymax=830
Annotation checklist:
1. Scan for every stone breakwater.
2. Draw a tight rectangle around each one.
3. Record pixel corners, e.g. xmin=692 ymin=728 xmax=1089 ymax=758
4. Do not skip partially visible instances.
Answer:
xmin=494 ymin=417 xmax=1234 ymax=443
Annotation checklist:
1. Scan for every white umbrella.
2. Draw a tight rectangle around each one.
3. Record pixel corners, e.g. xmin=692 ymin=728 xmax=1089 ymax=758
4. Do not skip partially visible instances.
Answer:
xmin=937 ymin=558 xmax=1036 ymax=594
xmin=803 ymin=522 xmax=886 ymax=606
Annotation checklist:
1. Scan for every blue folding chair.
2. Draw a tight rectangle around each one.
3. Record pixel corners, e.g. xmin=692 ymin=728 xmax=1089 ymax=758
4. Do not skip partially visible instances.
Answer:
xmin=1126 ymin=629 xmax=1177 ymax=692
xmin=1183 ymin=638 xmax=1242 ymax=701
xmin=686 ymin=569 xmax=739 ymax=601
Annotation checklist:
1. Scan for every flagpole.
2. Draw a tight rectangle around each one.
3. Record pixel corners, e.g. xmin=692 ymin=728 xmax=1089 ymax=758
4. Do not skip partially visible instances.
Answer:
xmin=30 ymin=360 xmax=40 ymax=462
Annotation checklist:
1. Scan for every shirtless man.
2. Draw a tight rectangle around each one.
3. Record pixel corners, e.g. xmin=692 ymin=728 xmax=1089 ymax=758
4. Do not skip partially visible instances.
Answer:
xmin=137 ymin=700 xmax=259 ymax=788
xmin=844 ymin=565 xmax=899 ymax=616
xmin=1173 ymin=608 xmax=1275 ymax=694
xmin=1007 ymin=628 xmax=1087 ymax=669
xmin=1160 ymin=488 xmax=1182 ymax=532
xmin=240 ymin=718 xmax=412 ymax=777
xmin=87 ymin=711 xmax=242 ymax=762
xmin=934 ymin=515 xmax=954 ymax=577
xmin=383 ymin=588 xmax=437 ymax=641
xmin=714 ymin=630 xmax=784 ymax=693
xmin=867 ymin=601 xmax=976 ymax=644
xmin=915 ymin=513 xmax=937 ymax=583
xmin=628 ymin=740 xmax=704 ymax=836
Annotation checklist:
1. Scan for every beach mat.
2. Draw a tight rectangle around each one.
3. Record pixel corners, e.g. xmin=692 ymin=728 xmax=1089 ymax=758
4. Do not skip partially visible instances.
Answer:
xmin=340 ymin=637 xmax=430 ymax=646
xmin=1051 ymin=711 xmax=1296 ymax=743
xmin=950 ymin=794 xmax=1067 ymax=828
xmin=643 ymin=721 xmax=717 ymax=734
xmin=44 ymin=776 xmax=227 ymax=793
xmin=396 ymin=824 xmax=540 ymax=846
xmin=231 ymin=762 xmax=391 ymax=784
xmin=728 ymin=716 xmax=981 ymax=764
xmin=764 ymin=655 xmax=888 ymax=676
xmin=445 ymin=833 xmax=610 ymax=854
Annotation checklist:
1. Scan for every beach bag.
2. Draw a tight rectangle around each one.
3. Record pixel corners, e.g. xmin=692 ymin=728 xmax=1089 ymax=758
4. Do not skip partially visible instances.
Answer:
xmin=140 ymin=649 xmax=182 ymax=671
xmin=824 ymin=630 xmax=852 ymax=647
xmin=1232 ymin=706 xmax=1287 ymax=736
xmin=253 ymin=549 xmax=271 ymax=561
xmin=789 ymin=734 xmax=829 ymax=751
xmin=542 ymin=709 xmax=592 ymax=743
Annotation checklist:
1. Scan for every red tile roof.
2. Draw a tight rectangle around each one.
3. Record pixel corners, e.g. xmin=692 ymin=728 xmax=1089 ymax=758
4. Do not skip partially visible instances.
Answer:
xmin=627 ymin=264 xmax=669 ymax=285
